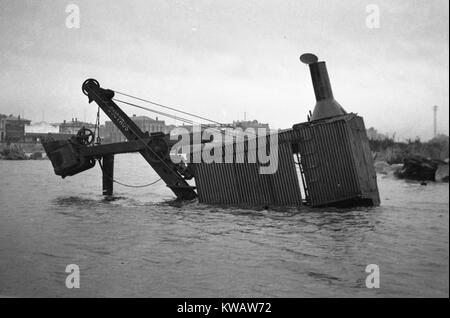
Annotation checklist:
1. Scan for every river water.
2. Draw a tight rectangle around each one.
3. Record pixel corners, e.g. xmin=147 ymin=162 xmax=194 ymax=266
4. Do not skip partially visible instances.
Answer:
xmin=0 ymin=154 xmax=448 ymax=297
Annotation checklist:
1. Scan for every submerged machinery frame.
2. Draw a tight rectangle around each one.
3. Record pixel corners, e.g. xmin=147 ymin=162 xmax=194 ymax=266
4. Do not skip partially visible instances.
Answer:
xmin=42 ymin=54 xmax=380 ymax=208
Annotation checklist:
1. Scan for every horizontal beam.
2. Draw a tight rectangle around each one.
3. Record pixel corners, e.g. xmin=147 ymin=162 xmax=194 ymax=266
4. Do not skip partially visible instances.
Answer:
xmin=79 ymin=132 xmax=212 ymax=158
xmin=80 ymin=140 xmax=148 ymax=157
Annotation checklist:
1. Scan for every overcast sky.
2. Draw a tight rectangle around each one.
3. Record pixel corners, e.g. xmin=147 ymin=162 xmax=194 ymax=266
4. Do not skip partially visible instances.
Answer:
xmin=0 ymin=0 xmax=448 ymax=140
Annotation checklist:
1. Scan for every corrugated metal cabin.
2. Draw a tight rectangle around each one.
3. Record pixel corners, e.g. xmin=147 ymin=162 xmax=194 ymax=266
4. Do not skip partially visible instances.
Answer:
xmin=190 ymin=53 xmax=380 ymax=208
xmin=191 ymin=113 xmax=379 ymax=208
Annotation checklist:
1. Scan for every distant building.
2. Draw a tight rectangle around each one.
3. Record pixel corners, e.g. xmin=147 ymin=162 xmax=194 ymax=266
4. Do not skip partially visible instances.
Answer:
xmin=103 ymin=115 xmax=166 ymax=143
xmin=131 ymin=115 xmax=165 ymax=134
xmin=164 ymin=124 xmax=178 ymax=134
xmin=0 ymin=114 xmax=32 ymax=142
xmin=23 ymin=121 xmax=62 ymax=143
xmin=164 ymin=120 xmax=270 ymax=140
xmin=232 ymin=120 xmax=270 ymax=131
xmin=98 ymin=124 xmax=106 ymax=140
xmin=59 ymin=118 xmax=95 ymax=135
xmin=172 ymin=123 xmax=219 ymax=134
xmin=25 ymin=121 xmax=59 ymax=134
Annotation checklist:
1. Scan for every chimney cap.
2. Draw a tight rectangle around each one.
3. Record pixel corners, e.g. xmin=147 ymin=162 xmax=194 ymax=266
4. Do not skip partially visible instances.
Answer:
xmin=300 ymin=53 xmax=318 ymax=65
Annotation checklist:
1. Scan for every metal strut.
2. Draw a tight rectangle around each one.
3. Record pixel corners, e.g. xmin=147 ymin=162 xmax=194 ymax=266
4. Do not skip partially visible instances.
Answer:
xmin=82 ymin=78 xmax=197 ymax=200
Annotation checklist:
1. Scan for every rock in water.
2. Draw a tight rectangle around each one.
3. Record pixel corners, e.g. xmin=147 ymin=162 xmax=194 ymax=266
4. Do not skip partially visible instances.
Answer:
xmin=390 ymin=164 xmax=404 ymax=175
xmin=395 ymin=155 xmax=442 ymax=181
xmin=435 ymin=164 xmax=449 ymax=182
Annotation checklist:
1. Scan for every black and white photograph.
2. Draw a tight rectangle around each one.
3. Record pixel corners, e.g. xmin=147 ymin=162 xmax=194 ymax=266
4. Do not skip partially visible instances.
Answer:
xmin=0 ymin=0 xmax=448 ymax=303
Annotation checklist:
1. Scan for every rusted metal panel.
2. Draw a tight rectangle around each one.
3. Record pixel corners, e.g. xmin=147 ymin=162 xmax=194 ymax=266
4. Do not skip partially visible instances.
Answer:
xmin=293 ymin=114 xmax=379 ymax=206
xmin=346 ymin=117 xmax=380 ymax=205
xmin=266 ymin=142 xmax=302 ymax=206
xmin=235 ymin=163 xmax=266 ymax=205
xmin=193 ymin=138 xmax=302 ymax=207
xmin=297 ymin=118 xmax=359 ymax=206
xmin=195 ymin=163 xmax=239 ymax=204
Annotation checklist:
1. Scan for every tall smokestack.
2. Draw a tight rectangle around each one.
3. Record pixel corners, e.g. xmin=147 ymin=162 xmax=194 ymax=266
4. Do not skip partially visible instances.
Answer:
xmin=300 ymin=53 xmax=346 ymax=121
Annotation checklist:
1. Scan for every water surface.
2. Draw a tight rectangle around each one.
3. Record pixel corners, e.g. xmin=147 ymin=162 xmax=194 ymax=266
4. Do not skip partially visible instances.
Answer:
xmin=0 ymin=154 xmax=448 ymax=297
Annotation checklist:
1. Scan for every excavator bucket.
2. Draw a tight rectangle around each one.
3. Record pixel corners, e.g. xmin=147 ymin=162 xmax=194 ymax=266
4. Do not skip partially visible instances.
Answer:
xmin=41 ymin=135 xmax=95 ymax=178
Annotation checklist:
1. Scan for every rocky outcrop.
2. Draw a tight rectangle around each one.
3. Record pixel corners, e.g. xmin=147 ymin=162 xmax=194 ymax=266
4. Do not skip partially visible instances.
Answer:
xmin=394 ymin=155 xmax=445 ymax=181
xmin=435 ymin=163 xmax=449 ymax=182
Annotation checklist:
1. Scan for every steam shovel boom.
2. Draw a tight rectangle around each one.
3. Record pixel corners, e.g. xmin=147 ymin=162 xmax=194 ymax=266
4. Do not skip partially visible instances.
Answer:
xmin=81 ymin=79 xmax=197 ymax=200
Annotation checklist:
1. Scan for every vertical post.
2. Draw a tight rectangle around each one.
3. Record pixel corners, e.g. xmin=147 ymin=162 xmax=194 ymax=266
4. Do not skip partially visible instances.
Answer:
xmin=102 ymin=155 xmax=114 ymax=196
xmin=433 ymin=105 xmax=438 ymax=138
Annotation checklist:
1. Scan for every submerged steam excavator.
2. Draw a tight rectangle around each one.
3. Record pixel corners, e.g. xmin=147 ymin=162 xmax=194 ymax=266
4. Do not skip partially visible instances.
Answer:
xmin=42 ymin=54 xmax=380 ymax=208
